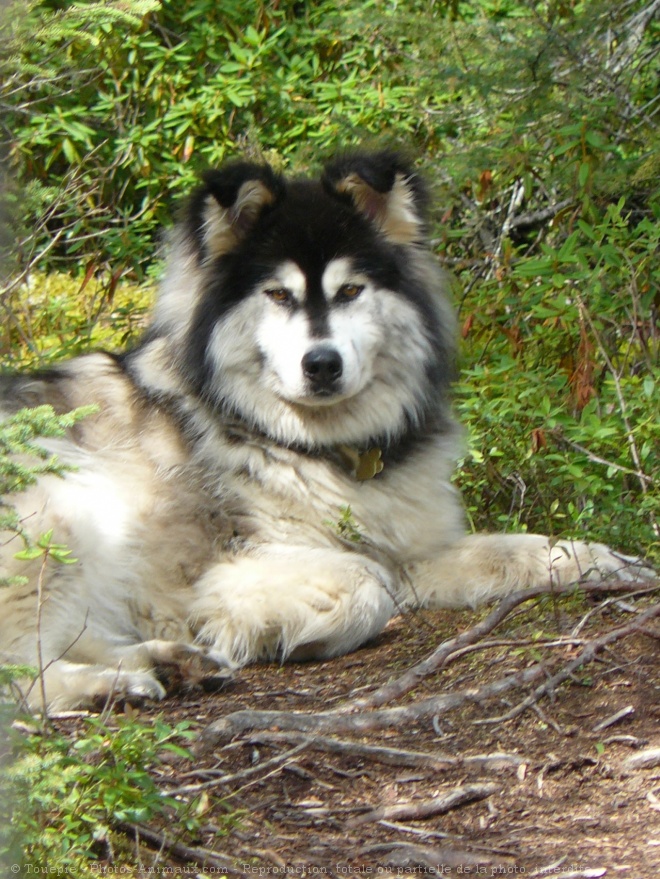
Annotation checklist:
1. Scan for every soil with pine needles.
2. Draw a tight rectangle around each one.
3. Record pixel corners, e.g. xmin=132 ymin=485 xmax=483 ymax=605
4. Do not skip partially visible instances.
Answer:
xmin=51 ymin=585 xmax=660 ymax=877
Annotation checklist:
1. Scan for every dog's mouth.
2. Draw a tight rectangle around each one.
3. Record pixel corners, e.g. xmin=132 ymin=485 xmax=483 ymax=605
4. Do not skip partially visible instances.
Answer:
xmin=287 ymin=385 xmax=352 ymax=409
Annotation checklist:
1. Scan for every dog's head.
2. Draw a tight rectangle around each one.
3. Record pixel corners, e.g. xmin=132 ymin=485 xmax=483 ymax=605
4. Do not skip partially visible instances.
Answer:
xmin=143 ymin=151 xmax=456 ymax=450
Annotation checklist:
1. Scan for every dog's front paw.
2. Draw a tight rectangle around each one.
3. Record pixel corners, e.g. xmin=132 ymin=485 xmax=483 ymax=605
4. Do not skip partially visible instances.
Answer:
xmin=191 ymin=549 xmax=396 ymax=666
xmin=41 ymin=666 xmax=168 ymax=713
xmin=117 ymin=671 xmax=168 ymax=704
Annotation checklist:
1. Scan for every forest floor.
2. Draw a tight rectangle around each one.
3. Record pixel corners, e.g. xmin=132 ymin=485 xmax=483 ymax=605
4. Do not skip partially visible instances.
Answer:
xmin=54 ymin=583 xmax=660 ymax=877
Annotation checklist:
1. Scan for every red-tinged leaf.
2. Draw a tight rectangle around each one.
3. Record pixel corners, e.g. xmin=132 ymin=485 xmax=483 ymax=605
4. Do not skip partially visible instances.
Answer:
xmin=107 ymin=267 xmax=124 ymax=304
xmin=477 ymin=169 xmax=493 ymax=202
xmin=461 ymin=314 xmax=475 ymax=339
xmin=78 ymin=261 xmax=96 ymax=295
xmin=531 ymin=428 xmax=547 ymax=454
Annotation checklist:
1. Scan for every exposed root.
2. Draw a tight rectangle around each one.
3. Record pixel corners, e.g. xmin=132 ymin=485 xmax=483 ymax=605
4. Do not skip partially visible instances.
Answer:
xmin=198 ymin=582 xmax=660 ymax=752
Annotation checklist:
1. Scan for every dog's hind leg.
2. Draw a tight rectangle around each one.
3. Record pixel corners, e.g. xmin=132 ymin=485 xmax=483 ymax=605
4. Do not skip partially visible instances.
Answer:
xmin=190 ymin=547 xmax=397 ymax=666
xmin=11 ymin=660 xmax=167 ymax=713
xmin=406 ymin=533 xmax=655 ymax=608
xmin=9 ymin=637 xmax=232 ymax=712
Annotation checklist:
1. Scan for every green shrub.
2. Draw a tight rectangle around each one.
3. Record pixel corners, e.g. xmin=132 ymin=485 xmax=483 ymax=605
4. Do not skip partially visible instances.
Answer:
xmin=1 ymin=715 xmax=203 ymax=870
xmin=1 ymin=272 xmax=153 ymax=368
xmin=0 ymin=405 xmax=99 ymax=585
xmin=455 ymin=195 xmax=660 ymax=558
xmin=0 ymin=0 xmax=422 ymax=277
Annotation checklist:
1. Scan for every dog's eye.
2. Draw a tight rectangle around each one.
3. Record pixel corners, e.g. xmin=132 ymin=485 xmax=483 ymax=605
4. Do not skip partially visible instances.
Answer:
xmin=265 ymin=288 xmax=292 ymax=305
xmin=337 ymin=283 xmax=364 ymax=301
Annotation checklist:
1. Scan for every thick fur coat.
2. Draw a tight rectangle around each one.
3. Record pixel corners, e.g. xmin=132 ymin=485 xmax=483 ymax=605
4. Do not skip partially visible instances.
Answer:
xmin=0 ymin=151 xmax=650 ymax=710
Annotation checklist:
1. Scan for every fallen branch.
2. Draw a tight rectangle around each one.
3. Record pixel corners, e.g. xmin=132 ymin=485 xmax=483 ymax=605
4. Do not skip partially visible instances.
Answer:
xmin=340 ymin=579 xmax=652 ymax=713
xmin=197 ymin=661 xmax=547 ymax=751
xmin=507 ymin=197 xmax=574 ymax=231
xmin=247 ymin=731 xmax=524 ymax=771
xmin=622 ymin=747 xmax=660 ymax=771
xmin=117 ymin=821 xmax=241 ymax=874
xmin=250 ymin=732 xmax=454 ymax=770
xmin=197 ymin=597 xmax=660 ymax=751
xmin=163 ymin=741 xmax=310 ymax=796
xmin=570 ymin=584 xmax=660 ymax=637
xmin=474 ymin=601 xmax=660 ymax=726
xmin=551 ymin=430 xmax=654 ymax=485
xmin=357 ymin=841 xmax=499 ymax=870
xmin=591 ymin=704 xmax=634 ymax=733
xmin=348 ymin=782 xmax=500 ymax=827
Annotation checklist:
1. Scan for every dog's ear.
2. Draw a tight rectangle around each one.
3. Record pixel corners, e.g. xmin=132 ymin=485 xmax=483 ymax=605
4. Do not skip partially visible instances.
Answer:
xmin=186 ymin=162 xmax=284 ymax=260
xmin=323 ymin=151 xmax=427 ymax=245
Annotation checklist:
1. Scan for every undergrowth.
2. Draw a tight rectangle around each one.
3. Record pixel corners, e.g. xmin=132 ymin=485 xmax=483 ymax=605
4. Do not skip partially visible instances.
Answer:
xmin=0 ymin=405 xmax=98 ymax=584
xmin=1 ymin=272 xmax=153 ymax=369
xmin=455 ymin=196 xmax=660 ymax=557
xmin=0 ymin=713 xmax=212 ymax=870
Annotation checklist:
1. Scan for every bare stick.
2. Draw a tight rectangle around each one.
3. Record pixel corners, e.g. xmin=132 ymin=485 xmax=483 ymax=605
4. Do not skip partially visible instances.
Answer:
xmin=118 ymin=822 xmax=241 ymax=874
xmin=591 ymin=705 xmax=634 ymax=733
xmin=349 ymin=782 xmax=500 ymax=827
xmin=474 ymin=601 xmax=660 ymax=726
xmin=247 ymin=731 xmax=525 ymax=771
xmin=249 ymin=732 xmax=456 ymax=770
xmin=578 ymin=297 xmax=658 ymax=539
xmin=163 ymin=742 xmax=310 ymax=796
xmin=507 ymin=198 xmax=574 ymax=231
xmin=340 ymin=579 xmax=647 ymax=714
xmin=22 ymin=608 xmax=89 ymax=716
xmin=35 ymin=554 xmax=50 ymax=722
xmin=551 ymin=430 xmax=654 ymax=485
xmin=570 ymin=584 xmax=659 ymax=637
xmin=198 ymin=597 xmax=660 ymax=751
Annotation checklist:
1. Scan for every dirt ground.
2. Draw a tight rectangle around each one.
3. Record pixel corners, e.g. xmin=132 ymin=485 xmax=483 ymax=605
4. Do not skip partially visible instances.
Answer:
xmin=56 ymin=589 xmax=660 ymax=877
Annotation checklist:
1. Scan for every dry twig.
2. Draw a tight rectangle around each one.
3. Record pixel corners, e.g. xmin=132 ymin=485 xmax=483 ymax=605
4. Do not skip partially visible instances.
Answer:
xmin=198 ymin=591 xmax=660 ymax=751
xmin=357 ymin=841 xmax=498 ymax=870
xmin=248 ymin=730 xmax=524 ymax=772
xmin=342 ymin=579 xmax=652 ymax=713
xmin=349 ymin=782 xmax=500 ymax=826
xmin=163 ymin=742 xmax=310 ymax=797
xmin=118 ymin=821 xmax=241 ymax=874
xmin=474 ymin=601 xmax=660 ymax=726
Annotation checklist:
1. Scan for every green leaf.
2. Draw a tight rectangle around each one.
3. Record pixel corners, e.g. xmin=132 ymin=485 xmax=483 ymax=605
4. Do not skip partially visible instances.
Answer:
xmin=14 ymin=546 xmax=45 ymax=561
xmin=578 ymin=161 xmax=591 ymax=188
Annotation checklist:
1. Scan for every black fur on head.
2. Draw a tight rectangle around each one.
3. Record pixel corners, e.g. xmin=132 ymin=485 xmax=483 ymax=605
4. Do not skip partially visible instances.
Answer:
xmin=181 ymin=149 xmax=429 ymax=266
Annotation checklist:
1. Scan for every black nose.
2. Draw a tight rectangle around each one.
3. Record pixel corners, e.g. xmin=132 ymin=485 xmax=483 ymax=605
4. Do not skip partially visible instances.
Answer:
xmin=302 ymin=345 xmax=343 ymax=391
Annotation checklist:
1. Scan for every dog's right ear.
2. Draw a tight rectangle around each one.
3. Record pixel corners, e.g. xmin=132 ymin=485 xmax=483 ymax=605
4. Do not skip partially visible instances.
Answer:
xmin=186 ymin=162 xmax=284 ymax=261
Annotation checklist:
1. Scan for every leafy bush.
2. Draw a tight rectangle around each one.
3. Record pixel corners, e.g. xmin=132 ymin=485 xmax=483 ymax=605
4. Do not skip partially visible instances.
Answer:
xmin=1 ymin=1 xmax=658 ymax=270
xmin=1 ymin=715 xmax=202 ymax=870
xmin=0 ymin=405 xmax=98 ymax=585
xmin=1 ymin=272 xmax=153 ymax=369
xmin=0 ymin=0 xmax=421 ymax=278
xmin=455 ymin=195 xmax=660 ymax=556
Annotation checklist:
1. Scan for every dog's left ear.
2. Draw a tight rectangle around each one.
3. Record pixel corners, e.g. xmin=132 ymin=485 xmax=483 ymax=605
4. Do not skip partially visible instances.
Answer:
xmin=323 ymin=151 xmax=427 ymax=245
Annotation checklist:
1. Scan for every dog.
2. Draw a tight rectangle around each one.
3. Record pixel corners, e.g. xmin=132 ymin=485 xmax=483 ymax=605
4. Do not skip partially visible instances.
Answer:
xmin=0 ymin=150 xmax=651 ymax=711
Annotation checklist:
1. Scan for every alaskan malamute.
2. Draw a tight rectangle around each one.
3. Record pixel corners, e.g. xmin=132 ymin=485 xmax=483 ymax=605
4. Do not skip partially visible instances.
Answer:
xmin=0 ymin=151 xmax=650 ymax=710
